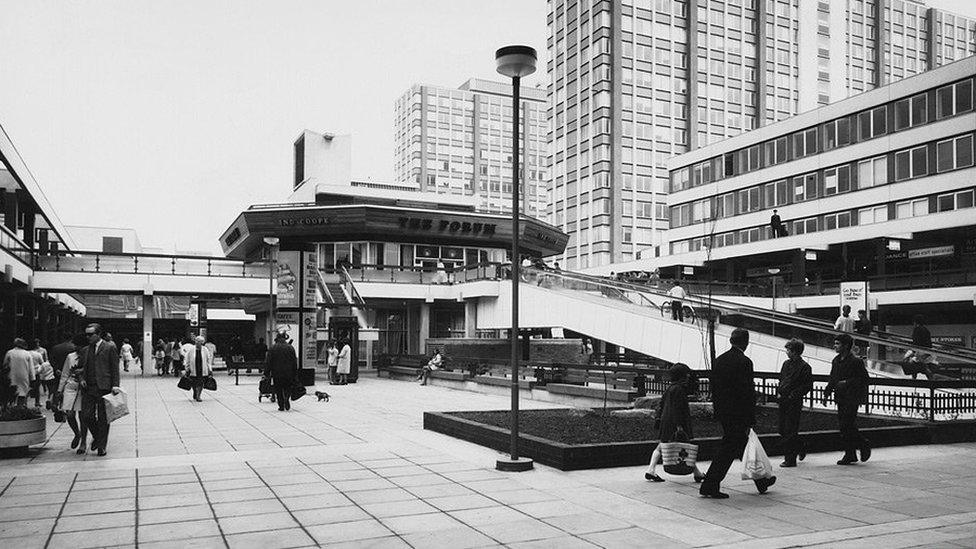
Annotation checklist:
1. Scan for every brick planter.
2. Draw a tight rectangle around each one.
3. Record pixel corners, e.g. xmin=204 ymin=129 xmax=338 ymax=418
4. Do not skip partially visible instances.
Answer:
xmin=0 ymin=417 xmax=46 ymax=449
xmin=424 ymin=410 xmax=975 ymax=471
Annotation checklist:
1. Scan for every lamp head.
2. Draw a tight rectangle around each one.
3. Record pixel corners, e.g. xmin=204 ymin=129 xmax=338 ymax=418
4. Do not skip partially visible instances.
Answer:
xmin=495 ymin=45 xmax=537 ymax=78
xmin=263 ymin=236 xmax=280 ymax=246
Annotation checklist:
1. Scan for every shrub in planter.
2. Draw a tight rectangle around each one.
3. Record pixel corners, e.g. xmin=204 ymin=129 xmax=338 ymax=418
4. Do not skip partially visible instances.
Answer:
xmin=0 ymin=406 xmax=43 ymax=422
xmin=0 ymin=406 xmax=46 ymax=451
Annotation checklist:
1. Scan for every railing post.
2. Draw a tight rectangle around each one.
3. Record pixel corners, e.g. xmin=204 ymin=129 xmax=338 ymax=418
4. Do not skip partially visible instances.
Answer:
xmin=207 ymin=259 xmax=212 ymax=276
xmin=95 ymin=254 xmax=100 ymax=272
xmin=171 ymin=257 xmax=176 ymax=275
xmin=134 ymin=255 xmax=138 ymax=273
xmin=929 ymin=384 xmax=935 ymax=422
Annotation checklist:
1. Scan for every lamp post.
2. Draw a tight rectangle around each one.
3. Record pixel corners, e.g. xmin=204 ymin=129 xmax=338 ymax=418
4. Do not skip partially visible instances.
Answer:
xmin=264 ymin=236 xmax=280 ymax=344
xmin=768 ymin=267 xmax=780 ymax=337
xmin=495 ymin=45 xmax=536 ymax=473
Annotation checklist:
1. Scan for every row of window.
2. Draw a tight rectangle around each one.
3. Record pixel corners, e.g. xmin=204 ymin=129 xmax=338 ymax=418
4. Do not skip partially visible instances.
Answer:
xmin=670 ymin=187 xmax=976 ymax=255
xmin=669 ymin=133 xmax=975 ymax=229
xmin=671 ymin=77 xmax=975 ymax=192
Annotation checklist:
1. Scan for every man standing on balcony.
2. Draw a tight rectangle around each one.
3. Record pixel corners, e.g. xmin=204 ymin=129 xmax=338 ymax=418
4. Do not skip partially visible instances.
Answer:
xmin=770 ymin=210 xmax=785 ymax=238
xmin=700 ymin=328 xmax=776 ymax=499
xmin=823 ymin=333 xmax=871 ymax=465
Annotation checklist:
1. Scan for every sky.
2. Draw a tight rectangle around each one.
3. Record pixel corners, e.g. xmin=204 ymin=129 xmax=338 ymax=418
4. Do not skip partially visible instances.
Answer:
xmin=0 ymin=1 xmax=549 ymax=254
xmin=2 ymin=1 xmax=975 ymax=255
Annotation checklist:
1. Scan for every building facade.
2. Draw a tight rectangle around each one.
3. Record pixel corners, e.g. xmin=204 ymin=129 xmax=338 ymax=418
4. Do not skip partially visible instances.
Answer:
xmin=662 ymin=57 xmax=973 ymax=292
xmin=546 ymin=0 xmax=976 ymax=269
xmin=394 ymin=79 xmax=549 ymax=219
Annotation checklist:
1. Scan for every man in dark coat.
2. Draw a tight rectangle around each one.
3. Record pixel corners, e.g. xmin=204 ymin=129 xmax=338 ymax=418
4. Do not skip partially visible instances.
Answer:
xmin=823 ymin=333 xmax=871 ymax=465
xmin=777 ymin=338 xmax=813 ymax=467
xmin=80 ymin=323 xmax=120 ymax=456
xmin=264 ymin=333 xmax=297 ymax=411
xmin=48 ymin=335 xmax=75 ymax=390
xmin=700 ymin=328 xmax=776 ymax=499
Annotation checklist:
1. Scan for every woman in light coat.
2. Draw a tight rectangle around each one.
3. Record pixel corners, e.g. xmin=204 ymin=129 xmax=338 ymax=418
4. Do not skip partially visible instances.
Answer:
xmin=182 ymin=336 xmax=214 ymax=402
xmin=336 ymin=339 xmax=351 ymax=385
xmin=58 ymin=334 xmax=89 ymax=453
xmin=3 ymin=338 xmax=35 ymax=407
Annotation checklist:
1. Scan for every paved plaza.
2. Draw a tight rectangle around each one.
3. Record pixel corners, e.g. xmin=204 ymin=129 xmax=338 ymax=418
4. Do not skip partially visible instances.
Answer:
xmin=0 ymin=371 xmax=974 ymax=548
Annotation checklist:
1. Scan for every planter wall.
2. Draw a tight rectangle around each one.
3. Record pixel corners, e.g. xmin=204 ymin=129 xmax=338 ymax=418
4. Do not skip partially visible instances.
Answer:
xmin=0 ymin=417 xmax=46 ymax=448
xmin=424 ymin=411 xmax=976 ymax=471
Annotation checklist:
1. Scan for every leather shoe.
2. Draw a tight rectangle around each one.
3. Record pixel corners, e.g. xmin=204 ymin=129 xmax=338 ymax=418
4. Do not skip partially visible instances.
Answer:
xmin=700 ymin=489 xmax=729 ymax=499
xmin=860 ymin=444 xmax=871 ymax=462
xmin=645 ymin=473 xmax=665 ymax=482
xmin=837 ymin=454 xmax=858 ymax=465
xmin=756 ymin=476 xmax=776 ymax=494
xmin=780 ymin=460 xmax=797 ymax=468
xmin=70 ymin=435 xmax=81 ymax=449
xmin=97 ymin=448 xmax=107 ymax=457
xmin=798 ymin=448 xmax=806 ymax=461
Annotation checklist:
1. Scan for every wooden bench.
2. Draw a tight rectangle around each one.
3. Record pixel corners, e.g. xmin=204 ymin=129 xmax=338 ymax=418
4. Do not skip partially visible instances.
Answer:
xmin=474 ymin=375 xmax=534 ymax=390
xmin=546 ymin=383 xmax=636 ymax=402
xmin=377 ymin=354 xmax=455 ymax=380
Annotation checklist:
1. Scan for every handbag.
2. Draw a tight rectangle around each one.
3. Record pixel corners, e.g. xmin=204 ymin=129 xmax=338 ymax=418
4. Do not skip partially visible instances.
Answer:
xmin=741 ymin=428 xmax=774 ymax=480
xmin=53 ymin=408 xmax=66 ymax=423
xmin=177 ymin=376 xmax=193 ymax=391
xmin=290 ymin=381 xmax=307 ymax=401
xmin=659 ymin=427 xmax=698 ymax=476
xmin=259 ymin=377 xmax=273 ymax=394
xmin=203 ymin=376 xmax=217 ymax=391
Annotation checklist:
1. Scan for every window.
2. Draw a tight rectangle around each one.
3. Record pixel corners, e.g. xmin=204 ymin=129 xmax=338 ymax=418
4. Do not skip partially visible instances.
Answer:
xmin=858 ymin=156 xmax=888 ymax=188
xmin=910 ymin=94 xmax=928 ymax=126
xmin=894 ymin=98 xmax=910 ymax=130
xmin=858 ymin=206 xmax=888 ymax=225
xmin=911 ymin=146 xmax=927 ymax=177
xmin=936 ymin=78 xmax=974 ymax=118
xmin=858 ymin=106 xmax=887 ymax=139
xmin=936 ymin=135 xmax=975 ymax=172
xmin=895 ymin=146 xmax=927 ymax=181
xmin=793 ymin=173 xmax=817 ymax=201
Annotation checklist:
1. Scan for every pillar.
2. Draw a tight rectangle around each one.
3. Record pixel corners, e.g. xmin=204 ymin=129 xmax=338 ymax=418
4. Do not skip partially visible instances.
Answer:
xmin=419 ymin=302 xmax=430 ymax=355
xmin=792 ymin=250 xmax=807 ymax=285
xmin=875 ymin=238 xmax=887 ymax=277
xmin=2 ymin=190 xmax=17 ymax=234
xmin=464 ymin=300 xmax=477 ymax=338
xmin=142 ymin=293 xmax=154 ymax=368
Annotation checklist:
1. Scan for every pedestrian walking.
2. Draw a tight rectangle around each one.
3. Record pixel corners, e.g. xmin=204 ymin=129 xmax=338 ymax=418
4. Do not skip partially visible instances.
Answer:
xmin=645 ymin=363 xmax=705 ymax=483
xmin=823 ymin=333 xmax=871 ymax=465
xmin=120 ymin=338 xmax=134 ymax=372
xmin=163 ymin=338 xmax=174 ymax=376
xmin=699 ymin=328 xmax=777 ymax=499
xmin=911 ymin=315 xmax=932 ymax=348
xmin=668 ymin=281 xmax=687 ymax=322
xmin=265 ymin=333 xmax=297 ymax=411
xmin=2 ymin=338 xmax=36 ymax=407
xmin=182 ymin=336 xmax=213 ymax=402
xmin=28 ymin=339 xmax=47 ymax=408
xmin=327 ymin=341 xmax=339 ymax=385
xmin=154 ymin=340 xmax=166 ymax=376
xmin=57 ymin=334 xmax=89 ymax=453
xmin=48 ymin=335 xmax=75 ymax=397
xmin=80 ymin=323 xmax=121 ymax=457
xmin=833 ymin=305 xmax=855 ymax=332
xmin=336 ymin=339 xmax=352 ymax=385
xmin=853 ymin=310 xmax=872 ymax=357
xmin=777 ymin=339 xmax=812 ymax=468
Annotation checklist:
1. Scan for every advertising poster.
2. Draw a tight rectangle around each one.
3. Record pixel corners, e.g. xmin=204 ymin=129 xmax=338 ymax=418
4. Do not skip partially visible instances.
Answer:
xmin=303 ymin=251 xmax=318 ymax=309
xmin=302 ymin=312 xmax=317 ymax=368
xmin=276 ymin=251 xmax=301 ymax=308
xmin=187 ymin=303 xmax=199 ymax=326
xmin=839 ymin=281 xmax=868 ymax=315
xmin=275 ymin=311 xmax=300 ymax=354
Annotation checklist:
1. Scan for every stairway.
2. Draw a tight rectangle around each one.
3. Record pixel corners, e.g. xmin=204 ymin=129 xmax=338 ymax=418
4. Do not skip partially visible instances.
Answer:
xmin=325 ymin=282 xmax=351 ymax=305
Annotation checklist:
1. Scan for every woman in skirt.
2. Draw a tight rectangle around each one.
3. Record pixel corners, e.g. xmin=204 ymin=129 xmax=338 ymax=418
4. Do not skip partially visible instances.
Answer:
xmin=645 ymin=363 xmax=705 ymax=483
xmin=57 ymin=334 xmax=89 ymax=454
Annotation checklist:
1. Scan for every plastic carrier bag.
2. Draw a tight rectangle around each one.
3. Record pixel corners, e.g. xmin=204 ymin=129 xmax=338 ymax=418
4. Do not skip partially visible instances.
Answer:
xmin=103 ymin=388 xmax=130 ymax=424
xmin=741 ymin=428 xmax=774 ymax=480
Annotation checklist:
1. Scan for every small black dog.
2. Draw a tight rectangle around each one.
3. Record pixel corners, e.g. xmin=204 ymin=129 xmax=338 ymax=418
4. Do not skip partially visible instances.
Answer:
xmin=315 ymin=391 xmax=330 ymax=402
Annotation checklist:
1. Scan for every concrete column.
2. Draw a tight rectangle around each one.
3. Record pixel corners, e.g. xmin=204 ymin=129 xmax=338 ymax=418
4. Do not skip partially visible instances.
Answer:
xmin=419 ymin=302 xmax=430 ymax=355
xmin=3 ymin=190 xmax=17 ymax=233
xmin=142 ymin=293 xmax=154 ymax=368
xmin=792 ymin=250 xmax=807 ymax=285
xmin=464 ymin=300 xmax=477 ymax=338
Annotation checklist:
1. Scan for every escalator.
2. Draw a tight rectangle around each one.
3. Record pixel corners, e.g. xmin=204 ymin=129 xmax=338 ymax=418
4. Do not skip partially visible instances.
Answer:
xmin=515 ymin=267 xmax=976 ymax=381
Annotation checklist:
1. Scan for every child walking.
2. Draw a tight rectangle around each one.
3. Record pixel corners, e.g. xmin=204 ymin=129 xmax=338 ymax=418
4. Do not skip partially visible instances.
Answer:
xmin=645 ymin=363 xmax=705 ymax=483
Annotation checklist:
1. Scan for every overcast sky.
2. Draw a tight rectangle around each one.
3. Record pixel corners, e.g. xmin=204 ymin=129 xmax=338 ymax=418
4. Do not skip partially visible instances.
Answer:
xmin=2 ymin=1 xmax=974 ymax=254
xmin=0 ymin=1 xmax=549 ymax=253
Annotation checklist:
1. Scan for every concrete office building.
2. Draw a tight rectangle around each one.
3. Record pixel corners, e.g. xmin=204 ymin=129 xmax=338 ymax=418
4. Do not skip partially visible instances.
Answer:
xmin=394 ymin=79 xmax=549 ymax=220
xmin=546 ymin=0 xmax=976 ymax=269
xmin=657 ymin=56 xmax=974 ymax=340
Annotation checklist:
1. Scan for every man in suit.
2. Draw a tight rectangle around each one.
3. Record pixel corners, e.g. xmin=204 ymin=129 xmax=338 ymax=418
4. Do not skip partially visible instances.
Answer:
xmin=48 ymin=334 xmax=75 ymax=393
xmin=264 ymin=333 xmax=297 ymax=411
xmin=80 ymin=323 xmax=120 ymax=456
xmin=700 ymin=328 xmax=777 ymax=499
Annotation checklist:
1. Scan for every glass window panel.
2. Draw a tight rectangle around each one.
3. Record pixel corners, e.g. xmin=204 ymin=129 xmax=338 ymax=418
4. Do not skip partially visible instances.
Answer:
xmin=823 ymin=122 xmax=836 ymax=149
xmin=776 ymin=180 xmax=788 ymax=205
xmin=825 ymin=215 xmax=837 ymax=230
xmin=838 ymin=166 xmax=850 ymax=192
xmin=824 ymin=169 xmax=838 ymax=195
xmin=957 ymin=190 xmax=974 ymax=209
xmin=895 ymin=151 xmax=910 ymax=181
xmin=912 ymin=199 xmax=928 ymax=216
xmin=792 ymin=132 xmax=805 ymax=157
xmin=858 ymin=208 xmax=873 ymax=225
xmin=776 ymin=137 xmax=787 ymax=161
xmin=838 ymin=213 xmax=851 ymax=228
xmin=805 ymin=128 xmax=817 ymax=154
xmin=859 ymin=111 xmax=872 ymax=139
xmin=805 ymin=174 xmax=817 ymax=199
xmin=858 ymin=160 xmax=873 ymax=188
xmin=894 ymin=99 xmax=910 ymax=130
xmin=837 ymin=118 xmax=850 ymax=145
xmin=938 ymin=194 xmax=955 ymax=212
xmin=896 ymin=201 xmax=911 ymax=218
xmin=872 ymin=106 xmax=886 ymax=135
xmin=937 ymin=85 xmax=954 ymax=118
xmin=873 ymin=157 xmax=888 ymax=185
xmin=957 ymin=135 xmax=974 ymax=168
xmin=911 ymin=94 xmax=927 ymax=126
xmin=937 ymin=139 xmax=955 ymax=172
xmin=806 ymin=219 xmax=818 ymax=232
xmin=956 ymin=79 xmax=973 ymax=113
xmin=911 ymin=147 xmax=927 ymax=177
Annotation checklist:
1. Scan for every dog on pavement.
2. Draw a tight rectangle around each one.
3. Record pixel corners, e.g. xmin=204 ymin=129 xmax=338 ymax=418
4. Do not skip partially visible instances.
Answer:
xmin=315 ymin=391 xmax=330 ymax=402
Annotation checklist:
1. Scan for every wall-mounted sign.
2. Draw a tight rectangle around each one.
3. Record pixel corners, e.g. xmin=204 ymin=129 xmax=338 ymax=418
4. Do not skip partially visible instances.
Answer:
xmin=839 ymin=281 xmax=868 ymax=315
xmin=932 ymin=335 xmax=964 ymax=346
xmin=279 ymin=216 xmax=330 ymax=227
xmin=398 ymin=217 xmax=496 ymax=235
xmin=301 ymin=312 xmax=317 ymax=368
xmin=907 ymin=245 xmax=954 ymax=259
xmin=187 ymin=303 xmax=199 ymax=327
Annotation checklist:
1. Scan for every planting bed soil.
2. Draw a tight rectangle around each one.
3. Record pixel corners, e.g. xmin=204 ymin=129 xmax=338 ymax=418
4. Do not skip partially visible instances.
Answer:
xmin=448 ymin=406 xmax=906 ymax=445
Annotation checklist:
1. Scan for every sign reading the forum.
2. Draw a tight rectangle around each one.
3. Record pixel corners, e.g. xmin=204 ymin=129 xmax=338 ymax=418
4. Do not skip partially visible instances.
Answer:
xmin=839 ymin=281 xmax=869 ymax=315
xmin=276 ymin=251 xmax=301 ymax=308
xmin=398 ymin=217 xmax=496 ymax=235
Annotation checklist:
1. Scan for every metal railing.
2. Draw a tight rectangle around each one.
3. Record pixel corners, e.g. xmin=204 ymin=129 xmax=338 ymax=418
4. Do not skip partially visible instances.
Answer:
xmin=33 ymin=251 xmax=268 ymax=278
xmin=342 ymin=261 xmax=504 ymax=285
xmin=0 ymin=224 xmax=32 ymax=266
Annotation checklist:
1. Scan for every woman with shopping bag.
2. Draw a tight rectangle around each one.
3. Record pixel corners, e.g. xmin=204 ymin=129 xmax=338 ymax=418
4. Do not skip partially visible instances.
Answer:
xmin=182 ymin=336 xmax=214 ymax=402
xmin=57 ymin=334 xmax=89 ymax=454
xmin=645 ymin=363 xmax=704 ymax=483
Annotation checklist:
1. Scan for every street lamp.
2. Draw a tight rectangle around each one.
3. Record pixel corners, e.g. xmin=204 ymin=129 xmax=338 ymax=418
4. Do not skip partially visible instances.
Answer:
xmin=495 ymin=44 xmax=536 ymax=473
xmin=768 ymin=268 xmax=781 ymax=337
xmin=263 ymin=236 xmax=280 ymax=345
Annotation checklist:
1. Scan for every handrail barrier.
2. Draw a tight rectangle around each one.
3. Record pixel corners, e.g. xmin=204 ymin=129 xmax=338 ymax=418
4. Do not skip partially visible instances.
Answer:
xmin=33 ymin=250 xmax=269 ymax=278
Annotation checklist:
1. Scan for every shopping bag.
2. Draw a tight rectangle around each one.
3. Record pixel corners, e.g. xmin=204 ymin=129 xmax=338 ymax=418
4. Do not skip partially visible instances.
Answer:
xmin=203 ymin=376 xmax=217 ymax=391
xmin=741 ymin=428 xmax=774 ymax=480
xmin=259 ymin=377 xmax=273 ymax=394
xmin=660 ymin=441 xmax=699 ymax=475
xmin=102 ymin=389 xmax=130 ymax=424
xmin=177 ymin=376 xmax=193 ymax=391
xmin=290 ymin=382 xmax=307 ymax=401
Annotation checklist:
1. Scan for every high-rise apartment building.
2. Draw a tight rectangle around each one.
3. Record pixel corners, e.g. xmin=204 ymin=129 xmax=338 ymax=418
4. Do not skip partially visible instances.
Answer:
xmin=547 ymin=0 xmax=976 ymax=269
xmin=394 ymin=79 xmax=549 ymax=219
